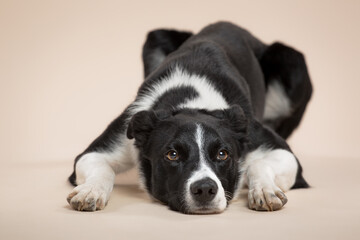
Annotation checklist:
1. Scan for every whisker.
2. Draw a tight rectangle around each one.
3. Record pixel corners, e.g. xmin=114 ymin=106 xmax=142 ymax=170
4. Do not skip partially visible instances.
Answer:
xmin=224 ymin=191 xmax=234 ymax=201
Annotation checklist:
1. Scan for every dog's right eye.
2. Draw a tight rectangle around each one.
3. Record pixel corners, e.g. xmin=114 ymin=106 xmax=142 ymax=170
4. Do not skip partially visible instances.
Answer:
xmin=166 ymin=150 xmax=179 ymax=161
xmin=217 ymin=150 xmax=229 ymax=161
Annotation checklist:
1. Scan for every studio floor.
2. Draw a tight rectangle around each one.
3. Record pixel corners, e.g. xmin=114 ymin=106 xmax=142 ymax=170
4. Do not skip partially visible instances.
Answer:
xmin=1 ymin=156 xmax=359 ymax=240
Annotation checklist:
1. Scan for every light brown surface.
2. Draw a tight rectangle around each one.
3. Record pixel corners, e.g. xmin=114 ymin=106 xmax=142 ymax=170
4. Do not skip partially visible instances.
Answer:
xmin=1 ymin=0 xmax=360 ymax=239
xmin=1 ymin=156 xmax=360 ymax=240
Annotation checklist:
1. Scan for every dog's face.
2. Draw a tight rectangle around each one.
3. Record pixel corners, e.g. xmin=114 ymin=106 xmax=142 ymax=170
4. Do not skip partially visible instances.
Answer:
xmin=127 ymin=106 xmax=248 ymax=214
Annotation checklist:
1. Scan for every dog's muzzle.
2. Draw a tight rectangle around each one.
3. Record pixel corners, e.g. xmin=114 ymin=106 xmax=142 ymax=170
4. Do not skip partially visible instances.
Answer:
xmin=185 ymin=176 xmax=226 ymax=214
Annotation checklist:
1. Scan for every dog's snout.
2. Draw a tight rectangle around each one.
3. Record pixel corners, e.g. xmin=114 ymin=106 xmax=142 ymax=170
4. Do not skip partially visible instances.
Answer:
xmin=190 ymin=178 xmax=218 ymax=203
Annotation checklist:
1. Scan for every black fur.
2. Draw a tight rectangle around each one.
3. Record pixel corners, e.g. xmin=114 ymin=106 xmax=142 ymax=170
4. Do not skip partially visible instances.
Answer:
xmin=143 ymin=29 xmax=193 ymax=78
xmin=127 ymin=107 xmax=247 ymax=211
xmin=260 ymin=42 xmax=313 ymax=139
xmin=69 ymin=21 xmax=312 ymax=211
xmin=68 ymin=106 xmax=133 ymax=186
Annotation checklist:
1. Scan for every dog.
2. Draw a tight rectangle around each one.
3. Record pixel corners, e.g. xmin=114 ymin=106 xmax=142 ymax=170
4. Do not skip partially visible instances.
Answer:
xmin=67 ymin=21 xmax=312 ymax=214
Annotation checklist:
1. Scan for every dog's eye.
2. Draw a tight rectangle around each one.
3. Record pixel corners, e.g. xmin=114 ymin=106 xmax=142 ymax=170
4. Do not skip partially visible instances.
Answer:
xmin=166 ymin=150 xmax=179 ymax=161
xmin=217 ymin=150 xmax=228 ymax=160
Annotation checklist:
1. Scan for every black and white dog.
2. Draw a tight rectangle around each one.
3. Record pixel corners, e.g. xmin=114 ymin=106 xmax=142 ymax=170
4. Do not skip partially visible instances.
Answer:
xmin=67 ymin=22 xmax=312 ymax=214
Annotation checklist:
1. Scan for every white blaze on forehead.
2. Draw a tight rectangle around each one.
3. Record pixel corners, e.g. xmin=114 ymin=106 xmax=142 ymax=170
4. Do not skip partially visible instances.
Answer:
xmin=195 ymin=124 xmax=205 ymax=160
xmin=184 ymin=124 xmax=227 ymax=213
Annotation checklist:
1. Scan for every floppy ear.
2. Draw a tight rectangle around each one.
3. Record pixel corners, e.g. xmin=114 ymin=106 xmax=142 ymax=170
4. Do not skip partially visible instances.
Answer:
xmin=223 ymin=105 xmax=248 ymax=135
xmin=208 ymin=105 xmax=248 ymax=138
xmin=127 ymin=110 xmax=171 ymax=147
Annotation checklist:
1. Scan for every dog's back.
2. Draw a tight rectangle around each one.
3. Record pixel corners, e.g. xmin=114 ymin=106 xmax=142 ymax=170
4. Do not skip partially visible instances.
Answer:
xmin=143 ymin=21 xmax=312 ymax=139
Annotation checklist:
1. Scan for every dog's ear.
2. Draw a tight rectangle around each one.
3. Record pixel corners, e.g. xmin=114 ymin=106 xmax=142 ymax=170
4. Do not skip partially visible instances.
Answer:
xmin=223 ymin=105 xmax=248 ymax=135
xmin=142 ymin=29 xmax=193 ymax=78
xmin=208 ymin=105 xmax=248 ymax=136
xmin=127 ymin=109 xmax=171 ymax=146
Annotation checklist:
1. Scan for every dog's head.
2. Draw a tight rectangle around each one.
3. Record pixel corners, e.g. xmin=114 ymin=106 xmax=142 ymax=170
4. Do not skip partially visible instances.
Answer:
xmin=127 ymin=105 xmax=248 ymax=214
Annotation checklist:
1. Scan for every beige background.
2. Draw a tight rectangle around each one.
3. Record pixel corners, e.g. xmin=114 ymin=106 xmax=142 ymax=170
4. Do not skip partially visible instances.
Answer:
xmin=1 ymin=0 xmax=360 ymax=239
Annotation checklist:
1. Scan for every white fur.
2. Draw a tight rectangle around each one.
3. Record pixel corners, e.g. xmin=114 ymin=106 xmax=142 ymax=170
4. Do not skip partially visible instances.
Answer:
xmin=67 ymin=137 xmax=139 ymax=210
xmin=131 ymin=66 xmax=229 ymax=114
xmin=184 ymin=124 xmax=227 ymax=213
xmin=76 ymin=138 xmax=137 ymax=186
xmin=235 ymin=146 xmax=298 ymax=210
xmin=263 ymin=81 xmax=292 ymax=121
xmin=68 ymin=153 xmax=116 ymax=210
xmin=239 ymin=147 xmax=298 ymax=190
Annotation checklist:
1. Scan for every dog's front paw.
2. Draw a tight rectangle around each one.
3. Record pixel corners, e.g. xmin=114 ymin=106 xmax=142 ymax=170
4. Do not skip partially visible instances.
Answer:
xmin=248 ymin=186 xmax=288 ymax=211
xmin=67 ymin=184 xmax=110 ymax=211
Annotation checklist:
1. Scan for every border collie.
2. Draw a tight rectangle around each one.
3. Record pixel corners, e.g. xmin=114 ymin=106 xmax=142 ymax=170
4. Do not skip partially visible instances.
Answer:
xmin=67 ymin=22 xmax=312 ymax=214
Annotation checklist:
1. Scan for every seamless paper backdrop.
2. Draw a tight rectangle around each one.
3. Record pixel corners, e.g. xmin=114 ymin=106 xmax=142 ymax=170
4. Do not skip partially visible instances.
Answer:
xmin=1 ymin=0 xmax=359 ymax=164
xmin=1 ymin=1 xmax=360 ymax=240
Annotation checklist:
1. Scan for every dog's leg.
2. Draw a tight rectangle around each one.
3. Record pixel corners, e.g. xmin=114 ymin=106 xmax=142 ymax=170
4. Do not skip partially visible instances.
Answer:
xmin=260 ymin=42 xmax=313 ymax=139
xmin=240 ymin=147 xmax=297 ymax=211
xmin=142 ymin=29 xmax=193 ymax=78
xmin=238 ymin=120 xmax=307 ymax=211
xmin=67 ymin=108 xmax=138 ymax=211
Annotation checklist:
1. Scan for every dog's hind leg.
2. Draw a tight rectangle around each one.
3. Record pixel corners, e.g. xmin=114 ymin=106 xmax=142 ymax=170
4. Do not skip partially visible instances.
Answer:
xmin=238 ymin=120 xmax=309 ymax=211
xmin=260 ymin=42 xmax=313 ymax=139
xmin=67 ymin=107 xmax=138 ymax=211
xmin=142 ymin=29 xmax=193 ymax=78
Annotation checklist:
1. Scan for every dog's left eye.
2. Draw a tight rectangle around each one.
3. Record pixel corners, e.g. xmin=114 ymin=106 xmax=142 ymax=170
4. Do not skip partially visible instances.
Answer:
xmin=217 ymin=150 xmax=228 ymax=160
xmin=166 ymin=150 xmax=179 ymax=161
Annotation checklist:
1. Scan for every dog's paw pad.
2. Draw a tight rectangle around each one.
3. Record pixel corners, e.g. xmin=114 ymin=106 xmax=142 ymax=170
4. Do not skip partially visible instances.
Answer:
xmin=248 ymin=187 xmax=287 ymax=211
xmin=67 ymin=184 xmax=108 ymax=211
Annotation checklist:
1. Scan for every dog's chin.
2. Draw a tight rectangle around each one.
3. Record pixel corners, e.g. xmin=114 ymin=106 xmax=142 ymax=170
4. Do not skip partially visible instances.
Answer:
xmin=188 ymin=207 xmax=225 ymax=215
xmin=174 ymin=203 xmax=227 ymax=215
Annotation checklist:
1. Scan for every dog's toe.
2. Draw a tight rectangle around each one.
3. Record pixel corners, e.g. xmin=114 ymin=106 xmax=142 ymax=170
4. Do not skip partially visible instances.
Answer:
xmin=67 ymin=184 xmax=109 ymax=211
xmin=248 ymin=186 xmax=287 ymax=211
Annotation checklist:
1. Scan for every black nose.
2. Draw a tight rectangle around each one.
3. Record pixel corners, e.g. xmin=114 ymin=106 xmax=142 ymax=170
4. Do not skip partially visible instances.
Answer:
xmin=190 ymin=178 xmax=218 ymax=203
